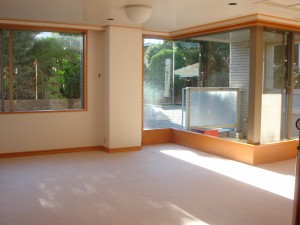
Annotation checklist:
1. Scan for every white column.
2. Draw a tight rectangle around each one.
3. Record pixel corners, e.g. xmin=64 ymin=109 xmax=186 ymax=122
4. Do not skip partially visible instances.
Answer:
xmin=103 ymin=26 xmax=142 ymax=149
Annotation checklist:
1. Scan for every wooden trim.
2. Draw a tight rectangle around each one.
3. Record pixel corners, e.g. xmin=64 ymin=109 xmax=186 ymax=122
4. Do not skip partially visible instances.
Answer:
xmin=0 ymin=146 xmax=103 ymax=158
xmin=257 ymin=13 xmax=300 ymax=24
xmin=286 ymin=33 xmax=295 ymax=139
xmin=247 ymin=26 xmax=264 ymax=145
xmin=170 ymin=14 xmax=258 ymax=38
xmin=256 ymin=14 xmax=300 ymax=32
xmin=169 ymin=13 xmax=300 ymax=39
xmin=102 ymin=146 xmax=142 ymax=153
xmin=0 ymin=18 xmax=105 ymax=31
xmin=84 ymin=31 xmax=88 ymax=111
xmin=142 ymin=39 xmax=144 ymax=132
xmin=253 ymin=140 xmax=297 ymax=165
xmin=172 ymin=129 xmax=255 ymax=165
xmin=0 ymin=24 xmax=86 ymax=33
xmin=104 ymin=25 xmax=143 ymax=31
xmin=0 ymin=109 xmax=87 ymax=115
xmin=142 ymin=32 xmax=172 ymax=40
xmin=257 ymin=20 xmax=300 ymax=32
xmin=142 ymin=129 xmax=173 ymax=145
xmin=0 ymin=28 xmax=88 ymax=114
xmin=172 ymin=21 xmax=257 ymax=40
xmin=142 ymin=128 xmax=297 ymax=165
xmin=172 ymin=130 xmax=296 ymax=165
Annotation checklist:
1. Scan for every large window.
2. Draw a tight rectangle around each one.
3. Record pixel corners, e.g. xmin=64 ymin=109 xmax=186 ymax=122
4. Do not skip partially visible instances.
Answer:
xmin=0 ymin=29 xmax=85 ymax=112
xmin=144 ymin=28 xmax=300 ymax=144
xmin=144 ymin=29 xmax=250 ymax=140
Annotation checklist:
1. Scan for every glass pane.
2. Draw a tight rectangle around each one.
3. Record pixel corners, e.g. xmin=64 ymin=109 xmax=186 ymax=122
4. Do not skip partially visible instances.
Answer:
xmin=143 ymin=39 xmax=178 ymax=129
xmin=261 ymin=31 xmax=287 ymax=143
xmin=186 ymin=29 xmax=250 ymax=139
xmin=184 ymin=88 xmax=239 ymax=129
xmin=0 ymin=29 xmax=85 ymax=112
xmin=144 ymin=29 xmax=250 ymax=141
xmin=13 ymin=30 xmax=39 ymax=110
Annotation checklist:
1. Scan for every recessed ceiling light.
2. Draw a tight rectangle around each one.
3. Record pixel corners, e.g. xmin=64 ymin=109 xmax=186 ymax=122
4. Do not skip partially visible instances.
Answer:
xmin=228 ymin=2 xmax=237 ymax=5
xmin=107 ymin=18 xmax=114 ymax=21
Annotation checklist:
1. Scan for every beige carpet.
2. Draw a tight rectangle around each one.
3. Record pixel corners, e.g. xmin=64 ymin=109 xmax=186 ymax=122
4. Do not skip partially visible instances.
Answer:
xmin=0 ymin=144 xmax=295 ymax=225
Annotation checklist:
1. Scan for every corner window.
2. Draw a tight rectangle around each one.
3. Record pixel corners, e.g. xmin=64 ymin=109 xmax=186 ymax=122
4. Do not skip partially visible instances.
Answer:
xmin=144 ymin=29 xmax=250 ymax=141
xmin=0 ymin=29 xmax=85 ymax=112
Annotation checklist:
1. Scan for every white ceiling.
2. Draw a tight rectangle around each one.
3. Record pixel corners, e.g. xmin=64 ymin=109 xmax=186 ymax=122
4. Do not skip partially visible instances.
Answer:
xmin=0 ymin=0 xmax=300 ymax=32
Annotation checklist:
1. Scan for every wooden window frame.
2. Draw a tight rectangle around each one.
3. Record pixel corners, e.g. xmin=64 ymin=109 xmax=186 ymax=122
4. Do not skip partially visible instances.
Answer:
xmin=0 ymin=25 xmax=88 ymax=114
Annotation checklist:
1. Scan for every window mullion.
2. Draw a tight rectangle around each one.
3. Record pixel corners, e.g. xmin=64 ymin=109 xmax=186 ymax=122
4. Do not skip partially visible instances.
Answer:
xmin=1 ymin=30 xmax=4 ymax=112
xmin=286 ymin=32 xmax=295 ymax=139
xmin=9 ymin=29 xmax=13 ymax=112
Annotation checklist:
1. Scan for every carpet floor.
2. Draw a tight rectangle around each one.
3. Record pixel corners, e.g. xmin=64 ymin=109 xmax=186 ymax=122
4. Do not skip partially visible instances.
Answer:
xmin=0 ymin=143 xmax=295 ymax=225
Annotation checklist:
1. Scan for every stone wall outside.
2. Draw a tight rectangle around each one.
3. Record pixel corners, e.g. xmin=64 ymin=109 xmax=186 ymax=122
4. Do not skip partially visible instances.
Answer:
xmin=1 ymin=99 xmax=82 ymax=111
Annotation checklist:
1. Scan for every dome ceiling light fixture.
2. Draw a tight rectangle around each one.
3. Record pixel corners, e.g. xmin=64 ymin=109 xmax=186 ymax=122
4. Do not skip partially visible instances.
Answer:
xmin=124 ymin=5 xmax=152 ymax=24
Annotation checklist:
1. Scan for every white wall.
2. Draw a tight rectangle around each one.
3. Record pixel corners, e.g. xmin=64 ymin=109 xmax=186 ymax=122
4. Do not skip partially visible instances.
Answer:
xmin=261 ymin=94 xmax=282 ymax=143
xmin=102 ymin=26 xmax=142 ymax=149
xmin=0 ymin=30 xmax=103 ymax=153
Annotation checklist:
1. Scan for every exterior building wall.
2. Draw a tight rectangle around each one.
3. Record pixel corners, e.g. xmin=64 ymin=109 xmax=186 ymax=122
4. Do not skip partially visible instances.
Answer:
xmin=229 ymin=41 xmax=250 ymax=138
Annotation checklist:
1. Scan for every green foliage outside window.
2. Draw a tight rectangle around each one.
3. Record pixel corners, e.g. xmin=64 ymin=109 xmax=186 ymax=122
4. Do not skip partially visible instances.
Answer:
xmin=0 ymin=29 xmax=84 ymax=112
xmin=144 ymin=39 xmax=230 ymax=105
